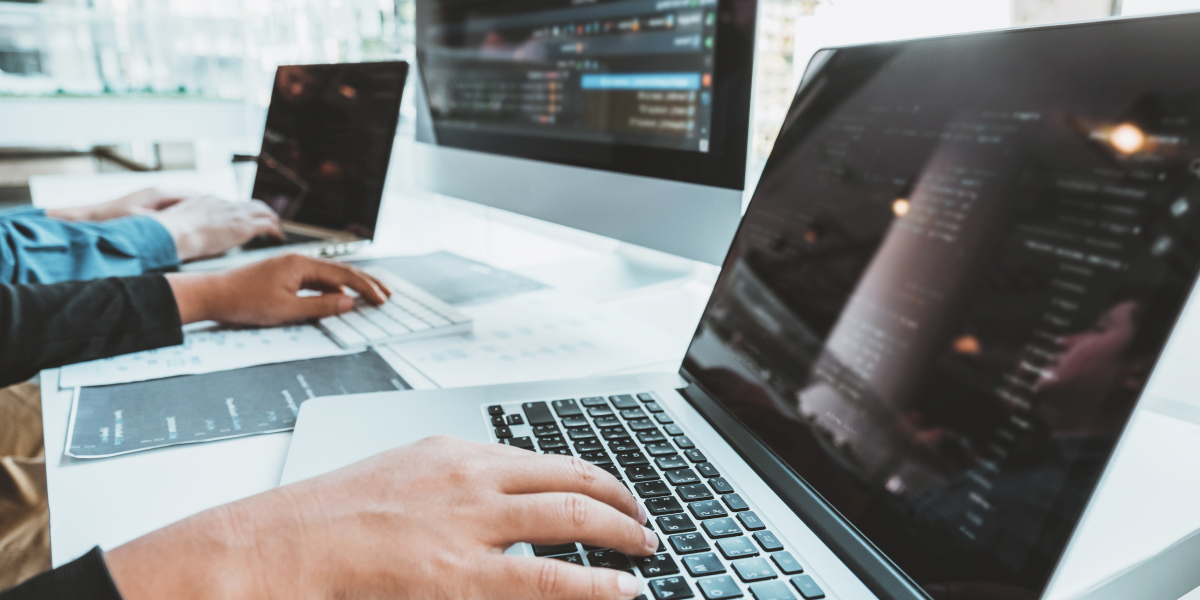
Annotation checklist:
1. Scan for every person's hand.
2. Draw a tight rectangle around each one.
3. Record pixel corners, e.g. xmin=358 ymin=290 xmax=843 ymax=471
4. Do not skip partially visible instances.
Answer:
xmin=45 ymin=187 xmax=185 ymax=222
xmin=166 ymin=254 xmax=391 ymax=326
xmin=105 ymin=436 xmax=655 ymax=600
xmin=149 ymin=196 xmax=284 ymax=261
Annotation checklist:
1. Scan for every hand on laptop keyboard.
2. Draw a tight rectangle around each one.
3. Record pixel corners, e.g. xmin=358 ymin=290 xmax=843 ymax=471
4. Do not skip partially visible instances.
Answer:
xmin=104 ymin=436 xmax=652 ymax=600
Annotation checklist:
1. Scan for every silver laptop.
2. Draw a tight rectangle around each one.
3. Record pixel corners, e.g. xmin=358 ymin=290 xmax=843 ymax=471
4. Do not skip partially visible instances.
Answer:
xmin=282 ymin=13 xmax=1200 ymax=600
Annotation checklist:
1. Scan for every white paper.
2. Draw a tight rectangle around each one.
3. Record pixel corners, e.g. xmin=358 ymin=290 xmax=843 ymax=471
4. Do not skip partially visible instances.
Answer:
xmin=388 ymin=290 xmax=682 ymax=388
xmin=59 ymin=323 xmax=349 ymax=388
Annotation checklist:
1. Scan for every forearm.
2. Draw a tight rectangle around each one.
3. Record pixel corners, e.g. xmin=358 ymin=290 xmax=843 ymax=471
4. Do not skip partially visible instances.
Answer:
xmin=0 ymin=216 xmax=179 ymax=284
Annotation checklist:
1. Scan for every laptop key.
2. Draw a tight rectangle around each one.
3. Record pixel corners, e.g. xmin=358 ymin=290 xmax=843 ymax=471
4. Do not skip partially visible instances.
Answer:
xmin=656 ymin=455 xmax=689 ymax=470
xmin=657 ymin=514 xmax=697 ymax=533
xmin=621 ymin=408 xmax=648 ymax=420
xmin=666 ymin=468 xmax=701 ymax=486
xmin=754 ymin=531 xmax=785 ymax=553
xmin=689 ymin=500 xmax=728 ymax=519
xmin=770 ymin=552 xmax=804 ymax=575
xmin=789 ymin=575 xmax=825 ymax=599
xmin=709 ymin=477 xmax=734 ymax=494
xmin=678 ymin=483 xmax=715 ymax=502
xmin=655 ymin=413 xmax=675 ymax=424
xmin=522 ymin=402 xmax=555 ymax=425
xmin=580 ymin=451 xmax=612 ymax=465
xmin=599 ymin=464 xmax=623 ymax=479
xmin=594 ymin=415 xmax=621 ymax=427
xmin=638 ymin=430 xmax=668 ymax=444
xmin=646 ymin=496 xmax=685 ymax=515
xmin=634 ymin=553 xmax=680 ymax=577
xmin=636 ymin=481 xmax=672 ymax=498
xmin=749 ymin=581 xmax=796 ymax=600
xmin=581 ymin=396 xmax=607 ymax=406
xmin=650 ymin=576 xmax=695 ymax=600
xmin=646 ymin=443 xmax=677 ymax=457
xmin=702 ymin=517 xmax=743 ymax=538
xmin=644 ymin=401 xmax=664 ymax=413
xmin=552 ymin=399 xmax=582 ymax=417
xmin=610 ymin=395 xmax=640 ymax=409
xmin=723 ymin=494 xmax=750 ymax=512
xmin=587 ymin=549 xmax=632 ymax=570
xmin=669 ymin=532 xmax=711 ymax=554
xmin=488 ymin=405 xmax=505 ymax=416
xmin=617 ymin=452 xmax=650 ymax=467
xmin=737 ymin=512 xmax=765 ymax=531
xmin=588 ymin=406 xmax=614 ymax=417
xmin=733 ymin=557 xmax=776 ymax=582
xmin=491 ymin=415 xmax=506 ymax=427
xmin=664 ymin=424 xmax=685 ymax=436
xmin=508 ymin=436 xmax=535 ymax=451
xmin=601 ymin=426 xmax=630 ymax=440
xmin=683 ymin=552 xmax=727 ymax=576
xmin=684 ymin=449 xmax=706 ymax=463
xmin=717 ymin=537 xmax=760 ymax=559
xmin=696 ymin=463 xmax=720 ymax=478
xmin=567 ymin=427 xmax=597 ymax=440
xmin=532 ymin=542 xmax=578 ymax=557
xmin=698 ymin=575 xmax=744 ymax=599
xmin=637 ymin=392 xmax=656 ymax=402
xmin=676 ymin=436 xmax=697 ymax=450
xmin=543 ymin=448 xmax=573 ymax=456
xmin=494 ymin=425 xmax=513 ymax=439
xmin=629 ymin=418 xmax=658 ymax=431
xmin=562 ymin=415 xmax=588 ymax=428
xmin=538 ymin=436 xmax=567 ymax=450
xmin=626 ymin=465 xmax=661 ymax=482
xmin=505 ymin=414 xmax=524 ymax=426
xmin=551 ymin=553 xmax=584 ymax=565
xmin=574 ymin=440 xmax=603 ymax=453
xmin=609 ymin=439 xmax=639 ymax=454
xmin=532 ymin=424 xmax=561 ymax=438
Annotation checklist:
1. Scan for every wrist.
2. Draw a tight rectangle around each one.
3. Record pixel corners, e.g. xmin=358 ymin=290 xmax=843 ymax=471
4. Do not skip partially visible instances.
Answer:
xmin=46 ymin=205 xmax=97 ymax=221
xmin=165 ymin=272 xmax=225 ymax=324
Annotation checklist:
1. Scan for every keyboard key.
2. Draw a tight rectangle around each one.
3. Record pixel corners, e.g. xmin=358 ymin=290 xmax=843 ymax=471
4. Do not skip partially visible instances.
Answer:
xmin=550 ymin=553 xmax=584 ymax=565
xmin=646 ymin=443 xmax=678 ymax=457
xmin=522 ymin=402 xmax=556 ymax=425
xmin=677 ymin=483 xmax=715 ymax=502
xmin=684 ymin=449 xmax=706 ymax=462
xmin=665 ymin=424 xmax=685 ymax=436
xmin=562 ymin=415 xmax=588 ymax=428
xmin=636 ymin=481 xmax=672 ymax=498
xmin=626 ymin=465 xmax=661 ymax=482
xmin=696 ymin=463 xmax=721 ymax=478
xmin=599 ymin=464 xmax=623 ymax=480
xmin=610 ymin=395 xmax=640 ymax=409
xmin=646 ymin=497 xmax=684 ymax=515
xmin=637 ymin=392 xmax=656 ymax=402
xmin=657 ymin=514 xmax=697 ymax=533
xmin=634 ymin=553 xmax=680 ymax=578
xmin=645 ymin=401 xmax=664 ymax=413
xmin=574 ymin=440 xmax=603 ymax=453
xmin=666 ymin=469 xmax=701 ymax=486
xmin=638 ymin=430 xmax=668 ymax=444
xmin=676 ymin=436 xmax=697 ymax=450
xmin=538 ymin=436 xmax=567 ymax=451
xmin=621 ymin=408 xmax=648 ymax=420
xmin=552 ymin=399 xmax=583 ymax=417
xmin=733 ymin=557 xmax=776 ymax=582
xmin=702 ymin=517 xmax=743 ymax=538
xmin=629 ymin=418 xmax=658 ymax=431
xmin=609 ymin=439 xmax=640 ymax=454
xmin=669 ymin=532 xmax=711 ymax=554
xmin=655 ymin=413 xmax=675 ymax=424
xmin=532 ymin=542 xmax=578 ymax=556
xmin=594 ymin=415 xmax=621 ymax=427
xmin=601 ymin=426 xmax=630 ymax=440
xmin=494 ymin=425 xmax=512 ymax=439
xmin=656 ymin=455 xmax=688 ymax=470
xmin=581 ymin=396 xmax=608 ymax=407
xmin=737 ymin=512 xmax=766 ymax=531
xmin=753 ymin=531 xmax=785 ymax=553
xmin=533 ymin=424 xmax=561 ymax=438
xmin=709 ymin=477 xmax=734 ymax=494
xmin=588 ymin=406 xmax=614 ymax=417
xmin=491 ymin=415 xmax=507 ymax=427
xmin=683 ymin=552 xmax=727 ymax=577
xmin=789 ymin=575 xmax=825 ymax=599
xmin=567 ymin=427 xmax=597 ymax=440
xmin=508 ymin=436 xmax=535 ymax=451
xmin=488 ymin=405 xmax=505 ymax=416
xmin=749 ymin=581 xmax=796 ymax=600
xmin=689 ymin=500 xmax=728 ymax=519
xmin=650 ymin=576 xmax=694 ymax=600
xmin=543 ymin=448 xmax=573 ymax=456
xmin=587 ymin=549 xmax=632 ymax=570
xmin=770 ymin=552 xmax=803 ymax=575
xmin=717 ymin=538 xmax=760 ymax=559
xmin=698 ymin=575 xmax=744 ymax=599
xmin=617 ymin=452 xmax=650 ymax=467
xmin=723 ymin=494 xmax=750 ymax=512
xmin=580 ymin=451 xmax=612 ymax=465
xmin=506 ymin=414 xmax=524 ymax=426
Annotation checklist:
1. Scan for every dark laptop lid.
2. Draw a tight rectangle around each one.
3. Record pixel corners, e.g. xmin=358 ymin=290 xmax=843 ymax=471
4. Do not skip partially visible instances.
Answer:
xmin=679 ymin=12 xmax=1200 ymax=599
xmin=251 ymin=61 xmax=409 ymax=240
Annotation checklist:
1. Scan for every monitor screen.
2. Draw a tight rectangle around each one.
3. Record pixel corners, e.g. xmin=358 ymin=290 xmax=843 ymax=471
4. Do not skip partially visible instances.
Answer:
xmin=251 ymin=62 xmax=408 ymax=240
xmin=683 ymin=13 xmax=1200 ymax=596
xmin=415 ymin=0 xmax=756 ymax=189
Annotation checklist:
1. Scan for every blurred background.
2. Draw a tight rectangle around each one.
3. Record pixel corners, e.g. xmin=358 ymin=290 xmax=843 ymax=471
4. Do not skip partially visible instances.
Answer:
xmin=0 ymin=0 xmax=1194 ymax=209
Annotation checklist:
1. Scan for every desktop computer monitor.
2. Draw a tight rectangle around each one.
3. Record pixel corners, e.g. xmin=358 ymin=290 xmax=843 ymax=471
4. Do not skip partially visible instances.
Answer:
xmin=412 ymin=0 xmax=758 ymax=264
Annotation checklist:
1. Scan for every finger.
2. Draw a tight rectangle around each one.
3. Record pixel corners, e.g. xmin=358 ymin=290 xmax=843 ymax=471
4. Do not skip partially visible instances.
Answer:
xmin=247 ymin=199 xmax=281 ymax=218
xmin=495 ymin=555 xmax=642 ymax=600
xmin=248 ymin=215 xmax=285 ymax=240
xmin=491 ymin=454 xmax=642 ymax=523
xmin=296 ymin=259 xmax=389 ymax=305
xmin=498 ymin=492 xmax=657 ymax=558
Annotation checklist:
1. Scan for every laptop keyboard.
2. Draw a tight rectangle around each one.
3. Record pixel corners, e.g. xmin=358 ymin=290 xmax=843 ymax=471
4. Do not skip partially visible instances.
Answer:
xmin=317 ymin=267 xmax=472 ymax=349
xmin=487 ymin=392 xmax=829 ymax=600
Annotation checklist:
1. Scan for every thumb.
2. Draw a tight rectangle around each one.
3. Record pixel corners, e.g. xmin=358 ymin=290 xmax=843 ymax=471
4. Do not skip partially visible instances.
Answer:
xmin=291 ymin=293 xmax=355 ymax=321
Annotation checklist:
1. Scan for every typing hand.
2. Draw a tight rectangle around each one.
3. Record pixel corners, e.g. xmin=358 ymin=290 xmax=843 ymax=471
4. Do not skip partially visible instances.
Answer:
xmin=149 ymin=196 xmax=284 ymax=261
xmin=106 ymin=437 xmax=654 ymax=600
xmin=45 ymin=187 xmax=186 ymax=222
xmin=166 ymin=254 xmax=391 ymax=326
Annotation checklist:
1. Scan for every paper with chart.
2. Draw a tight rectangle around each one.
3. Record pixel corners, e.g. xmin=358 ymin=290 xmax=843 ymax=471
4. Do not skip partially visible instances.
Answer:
xmin=388 ymin=290 xmax=682 ymax=388
xmin=66 ymin=350 xmax=408 ymax=459
xmin=59 ymin=323 xmax=348 ymax=388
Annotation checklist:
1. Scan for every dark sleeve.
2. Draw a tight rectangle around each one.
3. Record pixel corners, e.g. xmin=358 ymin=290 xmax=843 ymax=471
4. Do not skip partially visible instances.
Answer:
xmin=0 ymin=275 xmax=183 ymax=387
xmin=0 ymin=547 xmax=123 ymax=600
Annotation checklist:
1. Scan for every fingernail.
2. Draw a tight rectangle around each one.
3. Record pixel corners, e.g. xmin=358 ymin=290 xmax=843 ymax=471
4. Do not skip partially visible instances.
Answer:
xmin=337 ymin=296 xmax=353 ymax=312
xmin=644 ymin=527 xmax=659 ymax=551
xmin=637 ymin=503 xmax=648 ymax=525
xmin=617 ymin=572 xmax=640 ymax=597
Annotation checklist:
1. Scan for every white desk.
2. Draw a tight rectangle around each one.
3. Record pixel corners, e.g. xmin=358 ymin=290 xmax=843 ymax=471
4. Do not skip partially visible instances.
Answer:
xmin=36 ymin=172 xmax=1200 ymax=600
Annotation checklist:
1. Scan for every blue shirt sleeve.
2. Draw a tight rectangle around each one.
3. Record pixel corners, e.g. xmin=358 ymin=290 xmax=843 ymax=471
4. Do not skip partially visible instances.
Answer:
xmin=0 ymin=214 xmax=180 ymax=284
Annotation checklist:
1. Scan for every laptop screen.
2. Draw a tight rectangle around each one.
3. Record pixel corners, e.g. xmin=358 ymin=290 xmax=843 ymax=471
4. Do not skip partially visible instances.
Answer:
xmin=683 ymin=13 xmax=1200 ymax=596
xmin=251 ymin=62 xmax=408 ymax=240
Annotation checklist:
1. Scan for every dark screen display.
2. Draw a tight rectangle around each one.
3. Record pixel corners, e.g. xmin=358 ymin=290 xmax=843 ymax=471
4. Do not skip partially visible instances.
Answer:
xmin=415 ymin=0 xmax=756 ymax=189
xmin=251 ymin=62 xmax=408 ymax=240
xmin=683 ymin=14 xmax=1200 ymax=596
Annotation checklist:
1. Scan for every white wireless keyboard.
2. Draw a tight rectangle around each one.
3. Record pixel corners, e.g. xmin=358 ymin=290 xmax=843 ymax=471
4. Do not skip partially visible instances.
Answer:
xmin=317 ymin=267 xmax=472 ymax=349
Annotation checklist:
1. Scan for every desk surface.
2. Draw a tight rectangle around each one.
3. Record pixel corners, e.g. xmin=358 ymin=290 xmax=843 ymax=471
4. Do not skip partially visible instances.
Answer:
xmin=37 ymin=172 xmax=1200 ymax=600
